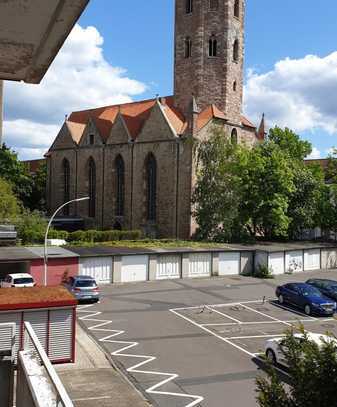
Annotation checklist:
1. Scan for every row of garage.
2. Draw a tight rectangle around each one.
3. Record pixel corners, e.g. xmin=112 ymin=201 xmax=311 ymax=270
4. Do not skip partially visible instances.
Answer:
xmin=78 ymin=252 xmax=243 ymax=284
xmin=1 ymin=244 xmax=337 ymax=286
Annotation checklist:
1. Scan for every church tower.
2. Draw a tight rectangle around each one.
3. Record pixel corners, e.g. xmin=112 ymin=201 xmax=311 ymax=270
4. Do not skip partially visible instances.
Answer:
xmin=174 ymin=0 xmax=245 ymax=126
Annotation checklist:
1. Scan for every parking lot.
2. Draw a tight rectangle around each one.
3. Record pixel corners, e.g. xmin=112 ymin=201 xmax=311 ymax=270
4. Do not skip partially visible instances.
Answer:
xmin=78 ymin=270 xmax=337 ymax=407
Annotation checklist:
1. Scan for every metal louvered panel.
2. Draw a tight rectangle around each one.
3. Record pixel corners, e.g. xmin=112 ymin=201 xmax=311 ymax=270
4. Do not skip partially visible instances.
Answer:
xmin=0 ymin=322 xmax=15 ymax=356
xmin=0 ymin=312 xmax=21 ymax=363
xmin=156 ymin=255 xmax=180 ymax=280
xmin=23 ymin=311 xmax=48 ymax=353
xmin=48 ymin=309 xmax=73 ymax=362
xmin=188 ymin=253 xmax=212 ymax=277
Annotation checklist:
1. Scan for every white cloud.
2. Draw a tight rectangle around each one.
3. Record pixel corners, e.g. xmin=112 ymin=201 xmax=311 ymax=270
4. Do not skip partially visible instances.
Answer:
xmin=3 ymin=24 xmax=147 ymax=159
xmin=306 ymin=147 xmax=321 ymax=160
xmin=244 ymin=52 xmax=337 ymax=134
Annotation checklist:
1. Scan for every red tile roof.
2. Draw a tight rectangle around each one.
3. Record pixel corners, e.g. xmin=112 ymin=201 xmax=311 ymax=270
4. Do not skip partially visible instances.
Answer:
xmin=64 ymin=96 xmax=256 ymax=144
xmin=22 ymin=159 xmax=45 ymax=174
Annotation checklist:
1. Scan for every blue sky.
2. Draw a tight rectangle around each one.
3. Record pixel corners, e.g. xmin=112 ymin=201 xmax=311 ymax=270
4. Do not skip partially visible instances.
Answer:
xmin=4 ymin=0 xmax=337 ymax=159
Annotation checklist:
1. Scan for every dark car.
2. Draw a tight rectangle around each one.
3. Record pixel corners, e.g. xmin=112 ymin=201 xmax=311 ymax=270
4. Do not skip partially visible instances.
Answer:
xmin=275 ymin=282 xmax=336 ymax=316
xmin=306 ymin=279 xmax=337 ymax=302
xmin=63 ymin=275 xmax=100 ymax=303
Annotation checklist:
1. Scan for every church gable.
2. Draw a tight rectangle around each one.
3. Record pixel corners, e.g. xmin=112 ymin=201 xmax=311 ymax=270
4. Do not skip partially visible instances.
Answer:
xmin=137 ymin=101 xmax=178 ymax=142
xmin=49 ymin=122 xmax=76 ymax=151
xmin=106 ymin=113 xmax=130 ymax=145
xmin=79 ymin=118 xmax=105 ymax=147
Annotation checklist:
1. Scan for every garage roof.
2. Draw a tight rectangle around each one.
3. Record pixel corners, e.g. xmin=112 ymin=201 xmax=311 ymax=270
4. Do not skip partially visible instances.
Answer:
xmin=0 ymin=247 xmax=40 ymax=261
xmin=226 ymin=241 xmax=337 ymax=253
xmin=0 ymin=0 xmax=89 ymax=83
xmin=0 ymin=286 xmax=77 ymax=311
xmin=26 ymin=246 xmax=79 ymax=259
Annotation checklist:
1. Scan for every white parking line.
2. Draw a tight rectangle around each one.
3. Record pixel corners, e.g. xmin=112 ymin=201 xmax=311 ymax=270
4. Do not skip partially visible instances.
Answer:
xmin=78 ymin=304 xmax=204 ymax=407
xmin=271 ymin=302 xmax=317 ymax=320
xmin=225 ymin=334 xmax=286 ymax=340
xmin=205 ymin=305 xmax=243 ymax=324
xmin=239 ymin=303 xmax=292 ymax=327
xmin=201 ymin=318 xmax=314 ymax=327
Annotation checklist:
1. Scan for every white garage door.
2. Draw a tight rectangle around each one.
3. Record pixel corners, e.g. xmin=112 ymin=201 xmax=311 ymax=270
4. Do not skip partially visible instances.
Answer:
xmin=79 ymin=257 xmax=112 ymax=284
xmin=285 ymin=251 xmax=303 ymax=273
xmin=219 ymin=252 xmax=240 ymax=276
xmin=304 ymin=249 xmax=320 ymax=271
xmin=121 ymin=255 xmax=148 ymax=283
xmin=156 ymin=255 xmax=180 ymax=280
xmin=269 ymin=252 xmax=284 ymax=275
xmin=188 ymin=253 xmax=211 ymax=278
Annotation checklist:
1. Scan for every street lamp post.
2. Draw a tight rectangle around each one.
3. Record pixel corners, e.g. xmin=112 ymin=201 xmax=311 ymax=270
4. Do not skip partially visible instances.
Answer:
xmin=44 ymin=197 xmax=89 ymax=286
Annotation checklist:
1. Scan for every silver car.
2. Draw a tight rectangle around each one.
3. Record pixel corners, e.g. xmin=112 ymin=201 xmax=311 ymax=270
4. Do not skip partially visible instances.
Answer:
xmin=64 ymin=275 xmax=100 ymax=303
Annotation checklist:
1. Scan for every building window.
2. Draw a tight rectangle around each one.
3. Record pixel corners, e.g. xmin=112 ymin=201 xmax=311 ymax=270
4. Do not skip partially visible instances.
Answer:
xmin=62 ymin=158 xmax=70 ymax=215
xmin=115 ymin=155 xmax=125 ymax=216
xmin=233 ymin=39 xmax=239 ymax=62
xmin=233 ymin=81 xmax=237 ymax=91
xmin=186 ymin=0 xmax=193 ymax=13
xmin=146 ymin=153 xmax=157 ymax=221
xmin=184 ymin=37 xmax=192 ymax=58
xmin=209 ymin=35 xmax=217 ymax=57
xmin=88 ymin=158 xmax=96 ymax=218
xmin=89 ymin=134 xmax=94 ymax=145
xmin=210 ymin=0 xmax=218 ymax=10
xmin=234 ymin=0 xmax=240 ymax=18
xmin=231 ymin=129 xmax=238 ymax=144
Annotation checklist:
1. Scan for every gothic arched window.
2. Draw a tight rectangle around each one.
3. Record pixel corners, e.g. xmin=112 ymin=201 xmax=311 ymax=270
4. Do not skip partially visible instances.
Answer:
xmin=89 ymin=134 xmax=95 ymax=145
xmin=146 ymin=153 xmax=157 ymax=221
xmin=88 ymin=157 xmax=96 ymax=218
xmin=233 ymin=39 xmax=239 ymax=62
xmin=115 ymin=155 xmax=125 ymax=216
xmin=186 ymin=0 xmax=193 ymax=14
xmin=184 ymin=37 xmax=192 ymax=58
xmin=209 ymin=35 xmax=217 ymax=57
xmin=210 ymin=0 xmax=218 ymax=10
xmin=233 ymin=81 xmax=237 ymax=91
xmin=231 ymin=128 xmax=238 ymax=145
xmin=62 ymin=158 xmax=70 ymax=215
xmin=234 ymin=0 xmax=240 ymax=18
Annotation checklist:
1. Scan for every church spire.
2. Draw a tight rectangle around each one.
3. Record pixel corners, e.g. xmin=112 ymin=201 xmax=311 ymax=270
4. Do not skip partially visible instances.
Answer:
xmin=257 ymin=113 xmax=266 ymax=140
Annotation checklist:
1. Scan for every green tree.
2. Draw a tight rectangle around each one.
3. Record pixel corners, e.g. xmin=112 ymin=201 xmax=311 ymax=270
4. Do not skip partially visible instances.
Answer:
xmin=15 ymin=209 xmax=47 ymax=244
xmin=0 ymin=177 xmax=21 ymax=222
xmin=0 ymin=144 xmax=32 ymax=205
xmin=256 ymin=328 xmax=337 ymax=407
xmin=192 ymin=128 xmax=242 ymax=241
xmin=25 ymin=161 xmax=47 ymax=212
xmin=268 ymin=127 xmax=312 ymax=161
xmin=237 ymin=140 xmax=294 ymax=238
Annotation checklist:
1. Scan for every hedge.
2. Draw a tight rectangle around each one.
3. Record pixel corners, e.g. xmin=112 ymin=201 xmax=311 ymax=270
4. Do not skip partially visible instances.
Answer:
xmin=66 ymin=229 xmax=143 ymax=243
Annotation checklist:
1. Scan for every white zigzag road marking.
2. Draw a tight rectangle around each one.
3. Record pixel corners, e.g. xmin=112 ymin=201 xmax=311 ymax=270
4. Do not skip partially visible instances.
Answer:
xmin=77 ymin=304 xmax=204 ymax=407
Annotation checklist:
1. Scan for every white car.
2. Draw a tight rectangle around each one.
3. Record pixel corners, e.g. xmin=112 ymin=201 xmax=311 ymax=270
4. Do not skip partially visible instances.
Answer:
xmin=1 ymin=273 xmax=36 ymax=288
xmin=265 ymin=332 xmax=337 ymax=366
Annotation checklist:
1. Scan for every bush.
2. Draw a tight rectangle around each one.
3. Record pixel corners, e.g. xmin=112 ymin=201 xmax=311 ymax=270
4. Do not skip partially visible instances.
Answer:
xmin=254 ymin=264 xmax=274 ymax=279
xmin=15 ymin=209 xmax=47 ymax=244
xmin=48 ymin=229 xmax=69 ymax=240
xmin=67 ymin=229 xmax=143 ymax=244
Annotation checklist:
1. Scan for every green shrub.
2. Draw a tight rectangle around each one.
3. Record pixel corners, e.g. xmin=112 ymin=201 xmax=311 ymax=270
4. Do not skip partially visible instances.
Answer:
xmin=15 ymin=209 xmax=47 ymax=244
xmin=48 ymin=229 xmax=69 ymax=240
xmin=254 ymin=264 xmax=274 ymax=279
xmin=68 ymin=230 xmax=86 ymax=242
xmin=119 ymin=230 xmax=142 ymax=240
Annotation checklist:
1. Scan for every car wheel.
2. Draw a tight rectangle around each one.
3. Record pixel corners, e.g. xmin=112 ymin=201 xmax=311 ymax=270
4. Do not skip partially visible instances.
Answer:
xmin=266 ymin=349 xmax=277 ymax=365
xmin=278 ymin=294 xmax=284 ymax=304
xmin=304 ymin=304 xmax=311 ymax=316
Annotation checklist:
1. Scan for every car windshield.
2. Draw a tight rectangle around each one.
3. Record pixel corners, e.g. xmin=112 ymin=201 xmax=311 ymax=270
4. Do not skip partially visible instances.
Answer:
xmin=300 ymin=286 xmax=321 ymax=296
xmin=13 ymin=278 xmax=34 ymax=284
xmin=75 ymin=280 xmax=96 ymax=288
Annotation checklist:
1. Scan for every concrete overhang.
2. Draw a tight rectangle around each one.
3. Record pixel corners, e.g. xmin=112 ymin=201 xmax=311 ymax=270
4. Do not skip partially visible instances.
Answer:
xmin=0 ymin=0 xmax=89 ymax=84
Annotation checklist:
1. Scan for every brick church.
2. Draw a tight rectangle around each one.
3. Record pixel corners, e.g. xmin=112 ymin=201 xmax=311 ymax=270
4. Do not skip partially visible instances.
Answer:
xmin=46 ymin=0 xmax=264 ymax=239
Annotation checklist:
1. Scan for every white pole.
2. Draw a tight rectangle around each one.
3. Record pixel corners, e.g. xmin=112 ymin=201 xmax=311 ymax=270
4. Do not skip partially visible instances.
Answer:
xmin=0 ymin=80 xmax=3 ymax=148
xmin=44 ymin=197 xmax=89 ymax=286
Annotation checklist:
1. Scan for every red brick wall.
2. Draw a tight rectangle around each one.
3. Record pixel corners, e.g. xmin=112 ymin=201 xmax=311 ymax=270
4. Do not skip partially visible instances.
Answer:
xmin=30 ymin=258 xmax=78 ymax=286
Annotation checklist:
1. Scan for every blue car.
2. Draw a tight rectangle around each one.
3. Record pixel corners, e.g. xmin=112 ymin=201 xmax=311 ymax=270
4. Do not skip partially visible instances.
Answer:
xmin=275 ymin=282 xmax=336 ymax=316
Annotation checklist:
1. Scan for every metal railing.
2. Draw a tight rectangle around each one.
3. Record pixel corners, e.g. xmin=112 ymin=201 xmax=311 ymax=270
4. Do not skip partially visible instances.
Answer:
xmin=23 ymin=322 xmax=73 ymax=407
